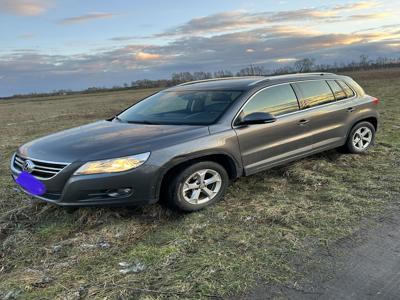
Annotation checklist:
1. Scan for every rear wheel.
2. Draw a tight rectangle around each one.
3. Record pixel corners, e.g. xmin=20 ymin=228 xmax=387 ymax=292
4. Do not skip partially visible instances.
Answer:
xmin=167 ymin=161 xmax=229 ymax=212
xmin=344 ymin=121 xmax=375 ymax=154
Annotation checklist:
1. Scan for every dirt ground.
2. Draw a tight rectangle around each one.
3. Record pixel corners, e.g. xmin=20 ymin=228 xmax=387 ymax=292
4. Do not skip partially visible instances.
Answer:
xmin=240 ymin=202 xmax=400 ymax=299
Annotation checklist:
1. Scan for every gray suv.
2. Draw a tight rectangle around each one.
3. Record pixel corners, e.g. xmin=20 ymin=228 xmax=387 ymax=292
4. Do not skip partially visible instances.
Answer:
xmin=11 ymin=73 xmax=379 ymax=211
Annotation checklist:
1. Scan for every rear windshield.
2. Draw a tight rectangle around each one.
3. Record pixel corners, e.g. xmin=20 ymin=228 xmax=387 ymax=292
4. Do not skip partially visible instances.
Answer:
xmin=118 ymin=90 xmax=243 ymax=125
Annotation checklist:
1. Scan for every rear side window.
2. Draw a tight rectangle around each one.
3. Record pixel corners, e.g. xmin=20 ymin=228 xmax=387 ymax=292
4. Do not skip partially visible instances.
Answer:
xmin=327 ymin=80 xmax=347 ymax=100
xmin=243 ymin=84 xmax=299 ymax=117
xmin=296 ymin=80 xmax=335 ymax=108
xmin=345 ymin=78 xmax=364 ymax=96
xmin=337 ymin=80 xmax=355 ymax=98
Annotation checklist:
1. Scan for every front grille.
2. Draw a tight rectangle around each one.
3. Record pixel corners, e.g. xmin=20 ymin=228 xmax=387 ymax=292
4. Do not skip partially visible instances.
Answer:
xmin=13 ymin=154 xmax=69 ymax=180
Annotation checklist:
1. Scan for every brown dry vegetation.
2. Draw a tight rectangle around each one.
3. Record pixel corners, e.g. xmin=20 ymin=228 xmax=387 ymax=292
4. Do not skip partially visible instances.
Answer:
xmin=0 ymin=70 xmax=399 ymax=299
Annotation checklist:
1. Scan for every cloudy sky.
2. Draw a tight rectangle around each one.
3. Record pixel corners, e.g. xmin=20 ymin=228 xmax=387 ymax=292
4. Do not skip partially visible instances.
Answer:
xmin=0 ymin=0 xmax=399 ymax=96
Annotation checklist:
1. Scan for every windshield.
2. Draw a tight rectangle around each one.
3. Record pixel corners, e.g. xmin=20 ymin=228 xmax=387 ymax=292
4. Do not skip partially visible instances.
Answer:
xmin=118 ymin=90 xmax=243 ymax=125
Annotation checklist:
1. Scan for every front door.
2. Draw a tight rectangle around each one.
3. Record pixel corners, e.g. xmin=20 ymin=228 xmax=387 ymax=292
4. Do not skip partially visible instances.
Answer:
xmin=234 ymin=83 xmax=313 ymax=175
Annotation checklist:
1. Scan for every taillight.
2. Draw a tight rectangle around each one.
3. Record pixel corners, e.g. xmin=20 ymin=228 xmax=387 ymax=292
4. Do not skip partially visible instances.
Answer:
xmin=372 ymin=97 xmax=380 ymax=105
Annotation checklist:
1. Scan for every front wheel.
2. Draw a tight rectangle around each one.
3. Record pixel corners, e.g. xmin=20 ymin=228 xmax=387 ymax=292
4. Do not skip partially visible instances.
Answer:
xmin=167 ymin=161 xmax=229 ymax=212
xmin=344 ymin=121 xmax=375 ymax=154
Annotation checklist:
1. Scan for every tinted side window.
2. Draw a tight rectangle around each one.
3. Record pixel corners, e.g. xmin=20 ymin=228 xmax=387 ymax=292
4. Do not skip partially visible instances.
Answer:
xmin=345 ymin=78 xmax=364 ymax=96
xmin=296 ymin=80 xmax=335 ymax=108
xmin=337 ymin=80 xmax=355 ymax=98
xmin=327 ymin=80 xmax=347 ymax=100
xmin=243 ymin=84 xmax=299 ymax=117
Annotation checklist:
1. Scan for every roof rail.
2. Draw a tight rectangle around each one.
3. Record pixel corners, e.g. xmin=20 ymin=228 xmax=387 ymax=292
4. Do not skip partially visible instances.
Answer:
xmin=295 ymin=72 xmax=335 ymax=76
xmin=248 ymin=72 xmax=336 ymax=86
xmin=177 ymin=76 xmax=264 ymax=87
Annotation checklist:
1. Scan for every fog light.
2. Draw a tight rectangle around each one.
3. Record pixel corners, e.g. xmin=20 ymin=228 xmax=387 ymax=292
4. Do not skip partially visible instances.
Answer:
xmin=107 ymin=188 xmax=132 ymax=197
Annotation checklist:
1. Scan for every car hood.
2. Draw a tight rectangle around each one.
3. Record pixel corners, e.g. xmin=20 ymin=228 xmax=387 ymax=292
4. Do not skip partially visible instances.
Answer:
xmin=18 ymin=120 xmax=210 ymax=163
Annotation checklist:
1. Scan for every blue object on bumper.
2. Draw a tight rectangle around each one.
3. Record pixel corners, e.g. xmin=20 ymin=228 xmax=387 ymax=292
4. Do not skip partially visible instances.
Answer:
xmin=15 ymin=171 xmax=47 ymax=196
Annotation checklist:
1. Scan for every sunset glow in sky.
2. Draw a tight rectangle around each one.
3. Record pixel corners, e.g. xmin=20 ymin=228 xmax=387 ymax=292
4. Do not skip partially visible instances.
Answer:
xmin=0 ymin=0 xmax=399 ymax=96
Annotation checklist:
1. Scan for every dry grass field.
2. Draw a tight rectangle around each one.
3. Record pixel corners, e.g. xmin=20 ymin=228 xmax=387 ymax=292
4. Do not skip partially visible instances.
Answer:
xmin=0 ymin=70 xmax=399 ymax=299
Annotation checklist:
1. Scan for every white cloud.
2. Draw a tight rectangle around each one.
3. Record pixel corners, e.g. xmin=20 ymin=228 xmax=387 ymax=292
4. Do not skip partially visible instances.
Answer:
xmin=154 ymin=1 xmax=382 ymax=37
xmin=135 ymin=52 xmax=162 ymax=61
xmin=58 ymin=12 xmax=116 ymax=25
xmin=0 ymin=0 xmax=53 ymax=16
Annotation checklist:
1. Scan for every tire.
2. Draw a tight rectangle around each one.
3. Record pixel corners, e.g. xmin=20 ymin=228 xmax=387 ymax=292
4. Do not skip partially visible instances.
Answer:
xmin=166 ymin=161 xmax=229 ymax=212
xmin=344 ymin=121 xmax=375 ymax=154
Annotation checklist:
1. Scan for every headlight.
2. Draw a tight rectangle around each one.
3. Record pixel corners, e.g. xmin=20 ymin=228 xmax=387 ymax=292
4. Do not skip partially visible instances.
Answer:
xmin=74 ymin=152 xmax=150 ymax=175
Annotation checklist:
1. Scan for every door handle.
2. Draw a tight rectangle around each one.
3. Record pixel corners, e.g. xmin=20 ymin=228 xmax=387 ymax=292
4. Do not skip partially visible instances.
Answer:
xmin=298 ymin=119 xmax=310 ymax=125
xmin=347 ymin=107 xmax=355 ymax=112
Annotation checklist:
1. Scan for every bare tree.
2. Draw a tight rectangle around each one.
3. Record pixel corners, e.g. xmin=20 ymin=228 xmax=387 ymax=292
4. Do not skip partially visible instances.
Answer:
xmin=171 ymin=72 xmax=194 ymax=84
xmin=193 ymin=72 xmax=212 ymax=80
xmin=237 ymin=65 xmax=267 ymax=76
xmin=214 ymin=70 xmax=233 ymax=78
xmin=359 ymin=54 xmax=370 ymax=69
xmin=294 ymin=58 xmax=315 ymax=72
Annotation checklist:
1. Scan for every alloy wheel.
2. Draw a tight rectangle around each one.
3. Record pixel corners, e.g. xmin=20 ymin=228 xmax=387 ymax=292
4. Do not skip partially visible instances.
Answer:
xmin=352 ymin=126 xmax=372 ymax=150
xmin=181 ymin=169 xmax=222 ymax=205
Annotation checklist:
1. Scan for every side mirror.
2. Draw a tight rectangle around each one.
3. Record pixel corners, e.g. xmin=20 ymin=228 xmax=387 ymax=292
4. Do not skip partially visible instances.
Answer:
xmin=238 ymin=112 xmax=277 ymax=125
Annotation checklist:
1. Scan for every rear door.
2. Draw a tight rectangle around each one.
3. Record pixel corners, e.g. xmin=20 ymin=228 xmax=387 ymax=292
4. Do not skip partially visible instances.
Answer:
xmin=293 ymin=79 xmax=354 ymax=151
xmin=234 ymin=83 xmax=314 ymax=175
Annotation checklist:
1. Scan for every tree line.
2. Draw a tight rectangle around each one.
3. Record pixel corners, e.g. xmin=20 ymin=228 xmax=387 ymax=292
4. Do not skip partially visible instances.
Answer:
xmin=4 ymin=55 xmax=400 ymax=99
xmin=132 ymin=55 xmax=400 ymax=89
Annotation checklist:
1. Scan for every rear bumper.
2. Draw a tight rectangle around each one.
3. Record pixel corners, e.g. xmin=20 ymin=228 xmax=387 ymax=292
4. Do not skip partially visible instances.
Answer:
xmin=11 ymin=160 xmax=160 ymax=207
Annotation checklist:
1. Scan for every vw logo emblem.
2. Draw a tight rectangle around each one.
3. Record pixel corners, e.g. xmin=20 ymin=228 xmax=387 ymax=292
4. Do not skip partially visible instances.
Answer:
xmin=22 ymin=160 xmax=35 ymax=173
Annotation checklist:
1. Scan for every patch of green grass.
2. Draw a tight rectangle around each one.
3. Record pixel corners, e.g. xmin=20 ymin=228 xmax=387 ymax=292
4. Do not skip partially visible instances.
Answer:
xmin=36 ymin=222 xmax=73 ymax=240
xmin=127 ymin=243 xmax=182 ymax=266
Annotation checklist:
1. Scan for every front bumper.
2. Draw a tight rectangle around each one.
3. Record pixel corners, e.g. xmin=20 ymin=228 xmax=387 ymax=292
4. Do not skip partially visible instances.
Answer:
xmin=11 ymin=155 xmax=159 ymax=207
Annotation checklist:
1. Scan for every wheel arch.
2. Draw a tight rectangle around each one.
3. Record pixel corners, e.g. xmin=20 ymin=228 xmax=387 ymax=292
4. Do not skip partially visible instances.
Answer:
xmin=156 ymin=151 xmax=242 ymax=202
xmin=348 ymin=115 xmax=378 ymax=137
xmin=359 ymin=116 xmax=378 ymax=131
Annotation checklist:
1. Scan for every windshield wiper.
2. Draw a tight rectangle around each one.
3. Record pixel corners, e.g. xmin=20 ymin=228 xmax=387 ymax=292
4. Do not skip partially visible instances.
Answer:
xmin=113 ymin=115 xmax=123 ymax=122
xmin=126 ymin=120 xmax=161 ymax=125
